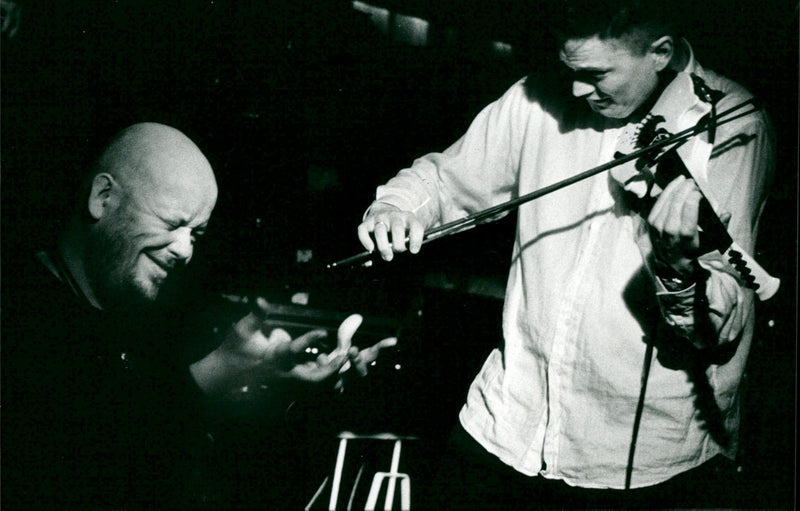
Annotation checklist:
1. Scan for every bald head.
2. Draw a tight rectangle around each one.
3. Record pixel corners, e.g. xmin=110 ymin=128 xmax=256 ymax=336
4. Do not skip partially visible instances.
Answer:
xmin=93 ymin=122 xmax=217 ymax=205
xmin=67 ymin=123 xmax=219 ymax=309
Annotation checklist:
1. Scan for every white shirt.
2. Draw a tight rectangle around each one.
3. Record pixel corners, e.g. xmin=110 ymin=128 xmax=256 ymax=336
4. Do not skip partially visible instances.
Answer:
xmin=370 ymin=45 xmax=775 ymax=488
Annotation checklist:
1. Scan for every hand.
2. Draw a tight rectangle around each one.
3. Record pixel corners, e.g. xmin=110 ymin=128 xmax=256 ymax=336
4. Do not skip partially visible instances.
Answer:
xmin=191 ymin=298 xmax=350 ymax=396
xmin=647 ymin=175 xmax=704 ymax=277
xmin=231 ymin=298 xmax=362 ymax=383
xmin=191 ymin=299 xmax=399 ymax=397
xmin=357 ymin=204 xmax=425 ymax=261
xmin=348 ymin=337 xmax=398 ymax=377
xmin=331 ymin=314 xmax=398 ymax=391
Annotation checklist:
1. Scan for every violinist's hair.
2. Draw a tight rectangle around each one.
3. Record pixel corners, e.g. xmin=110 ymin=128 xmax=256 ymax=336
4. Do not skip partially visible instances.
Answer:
xmin=553 ymin=0 xmax=683 ymax=54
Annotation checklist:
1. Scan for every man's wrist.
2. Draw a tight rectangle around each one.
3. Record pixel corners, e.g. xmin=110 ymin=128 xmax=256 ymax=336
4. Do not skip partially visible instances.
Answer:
xmin=190 ymin=348 xmax=247 ymax=397
xmin=190 ymin=350 xmax=223 ymax=395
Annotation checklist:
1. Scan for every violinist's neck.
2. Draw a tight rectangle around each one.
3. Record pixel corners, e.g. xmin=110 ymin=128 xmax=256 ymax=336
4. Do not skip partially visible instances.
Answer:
xmin=625 ymin=40 xmax=691 ymax=124
xmin=627 ymin=69 xmax=678 ymax=124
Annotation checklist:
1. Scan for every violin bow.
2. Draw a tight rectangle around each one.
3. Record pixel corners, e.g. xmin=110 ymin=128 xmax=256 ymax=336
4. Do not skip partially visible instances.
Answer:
xmin=328 ymin=98 xmax=776 ymax=299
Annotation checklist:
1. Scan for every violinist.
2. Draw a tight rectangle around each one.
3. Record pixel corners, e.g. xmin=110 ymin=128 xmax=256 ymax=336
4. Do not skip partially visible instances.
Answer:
xmin=355 ymin=0 xmax=775 ymax=508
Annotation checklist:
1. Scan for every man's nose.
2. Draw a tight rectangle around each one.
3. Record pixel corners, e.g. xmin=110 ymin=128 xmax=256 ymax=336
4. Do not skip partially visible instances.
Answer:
xmin=572 ymin=80 xmax=595 ymax=98
xmin=168 ymin=227 xmax=194 ymax=262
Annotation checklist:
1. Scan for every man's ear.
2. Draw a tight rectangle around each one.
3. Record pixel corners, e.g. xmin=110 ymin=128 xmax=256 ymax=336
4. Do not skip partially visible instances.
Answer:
xmin=87 ymin=173 xmax=117 ymax=220
xmin=648 ymin=36 xmax=674 ymax=72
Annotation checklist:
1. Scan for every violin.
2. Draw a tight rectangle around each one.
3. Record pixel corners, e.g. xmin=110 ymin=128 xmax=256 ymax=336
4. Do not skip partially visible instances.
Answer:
xmin=329 ymin=72 xmax=779 ymax=301
xmin=611 ymin=71 xmax=778 ymax=300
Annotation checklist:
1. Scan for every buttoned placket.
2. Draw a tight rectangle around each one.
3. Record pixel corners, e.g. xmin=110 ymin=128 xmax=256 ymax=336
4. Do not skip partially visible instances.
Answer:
xmin=539 ymin=127 xmax=624 ymax=477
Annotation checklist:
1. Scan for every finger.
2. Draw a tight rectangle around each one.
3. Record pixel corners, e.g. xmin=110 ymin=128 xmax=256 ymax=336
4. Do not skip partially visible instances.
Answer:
xmin=373 ymin=219 xmax=394 ymax=261
xmin=267 ymin=327 xmax=293 ymax=344
xmin=326 ymin=349 xmax=348 ymax=369
xmin=376 ymin=337 xmax=399 ymax=350
xmin=250 ymin=296 xmax=271 ymax=320
xmin=678 ymin=188 xmax=702 ymax=240
xmin=389 ymin=218 xmax=408 ymax=253
xmin=359 ymin=337 xmax=398 ymax=365
xmin=351 ymin=353 xmax=370 ymax=377
xmin=316 ymin=351 xmax=348 ymax=379
xmin=293 ymin=361 xmax=340 ymax=383
xmin=336 ymin=314 xmax=363 ymax=355
xmin=289 ymin=348 xmax=347 ymax=382
xmin=339 ymin=346 xmax=358 ymax=374
xmin=352 ymin=338 xmax=398 ymax=376
xmin=357 ymin=221 xmax=376 ymax=252
xmin=663 ymin=178 xmax=696 ymax=237
xmin=264 ymin=328 xmax=294 ymax=368
xmin=340 ymin=346 xmax=365 ymax=376
xmin=320 ymin=348 xmax=349 ymax=366
xmin=408 ymin=221 xmax=425 ymax=254
xmin=236 ymin=299 xmax=271 ymax=339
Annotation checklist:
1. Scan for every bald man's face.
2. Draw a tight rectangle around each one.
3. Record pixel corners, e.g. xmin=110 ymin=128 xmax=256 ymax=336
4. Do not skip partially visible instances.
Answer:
xmin=85 ymin=133 xmax=218 ymax=308
xmin=88 ymin=172 xmax=217 ymax=307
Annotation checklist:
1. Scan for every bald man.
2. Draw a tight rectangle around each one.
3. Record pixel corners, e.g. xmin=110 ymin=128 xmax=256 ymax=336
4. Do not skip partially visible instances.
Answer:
xmin=60 ymin=122 xmax=219 ymax=310
xmin=1 ymin=123 xmax=395 ymax=508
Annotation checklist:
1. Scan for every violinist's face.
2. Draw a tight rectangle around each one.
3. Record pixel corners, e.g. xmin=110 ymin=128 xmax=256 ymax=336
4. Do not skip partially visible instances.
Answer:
xmin=560 ymin=35 xmax=669 ymax=119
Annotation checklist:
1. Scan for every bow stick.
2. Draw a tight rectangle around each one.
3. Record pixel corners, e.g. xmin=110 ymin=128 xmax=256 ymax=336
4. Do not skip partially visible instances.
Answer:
xmin=328 ymin=98 xmax=776 ymax=299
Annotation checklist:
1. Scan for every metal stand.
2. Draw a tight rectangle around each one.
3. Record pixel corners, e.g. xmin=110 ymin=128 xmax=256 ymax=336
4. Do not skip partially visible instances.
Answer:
xmin=307 ymin=431 xmax=417 ymax=510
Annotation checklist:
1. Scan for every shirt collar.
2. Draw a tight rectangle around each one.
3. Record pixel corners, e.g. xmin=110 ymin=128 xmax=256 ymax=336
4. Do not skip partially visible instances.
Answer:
xmin=676 ymin=38 xmax=702 ymax=75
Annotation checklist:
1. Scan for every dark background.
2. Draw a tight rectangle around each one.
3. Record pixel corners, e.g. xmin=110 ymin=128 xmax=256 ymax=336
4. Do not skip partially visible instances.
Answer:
xmin=2 ymin=1 xmax=796 ymax=508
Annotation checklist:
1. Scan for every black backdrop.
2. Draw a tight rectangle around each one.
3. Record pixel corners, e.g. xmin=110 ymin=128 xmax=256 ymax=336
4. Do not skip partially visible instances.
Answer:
xmin=2 ymin=1 xmax=796 ymax=508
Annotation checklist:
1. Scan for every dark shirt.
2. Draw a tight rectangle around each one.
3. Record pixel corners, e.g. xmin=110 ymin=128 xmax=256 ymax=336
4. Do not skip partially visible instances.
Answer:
xmin=1 ymin=251 xmax=212 ymax=509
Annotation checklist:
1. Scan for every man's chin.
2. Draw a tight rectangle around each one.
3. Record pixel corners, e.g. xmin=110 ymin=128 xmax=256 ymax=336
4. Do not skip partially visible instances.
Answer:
xmin=138 ymin=281 xmax=165 ymax=304
xmin=94 ymin=285 xmax=157 ymax=313
xmin=113 ymin=277 xmax=163 ymax=310
xmin=592 ymin=105 xmax=627 ymax=119
xmin=587 ymin=101 xmax=635 ymax=119
xmin=120 ymin=270 xmax=186 ymax=310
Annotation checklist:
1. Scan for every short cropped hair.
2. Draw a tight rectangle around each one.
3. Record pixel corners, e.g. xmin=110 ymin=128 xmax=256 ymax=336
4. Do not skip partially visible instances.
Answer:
xmin=553 ymin=0 xmax=682 ymax=54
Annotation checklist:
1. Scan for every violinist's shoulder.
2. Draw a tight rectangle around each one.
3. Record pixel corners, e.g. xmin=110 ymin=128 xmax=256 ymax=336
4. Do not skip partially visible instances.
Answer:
xmin=694 ymin=66 xmax=754 ymax=104
xmin=695 ymin=66 xmax=771 ymax=133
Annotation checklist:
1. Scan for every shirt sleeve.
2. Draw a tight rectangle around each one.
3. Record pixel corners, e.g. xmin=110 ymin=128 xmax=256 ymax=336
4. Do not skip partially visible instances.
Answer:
xmin=656 ymin=102 xmax=775 ymax=349
xmin=369 ymin=79 xmax=532 ymax=228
